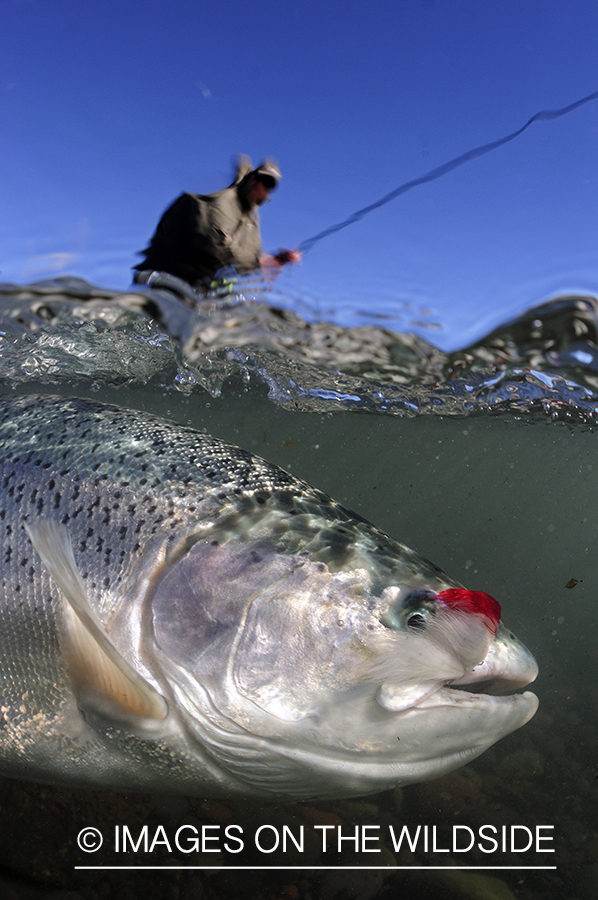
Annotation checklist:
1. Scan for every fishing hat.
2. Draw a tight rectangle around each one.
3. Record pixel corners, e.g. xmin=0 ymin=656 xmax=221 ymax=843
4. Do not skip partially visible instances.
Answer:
xmin=253 ymin=160 xmax=282 ymax=189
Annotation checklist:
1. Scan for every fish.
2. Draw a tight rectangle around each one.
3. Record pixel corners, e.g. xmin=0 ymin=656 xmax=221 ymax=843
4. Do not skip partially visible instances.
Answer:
xmin=0 ymin=394 xmax=538 ymax=799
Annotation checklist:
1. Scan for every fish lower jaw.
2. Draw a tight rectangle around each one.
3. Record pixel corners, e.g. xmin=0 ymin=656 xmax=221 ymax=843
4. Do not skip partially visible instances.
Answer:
xmin=413 ymin=686 xmax=539 ymax=721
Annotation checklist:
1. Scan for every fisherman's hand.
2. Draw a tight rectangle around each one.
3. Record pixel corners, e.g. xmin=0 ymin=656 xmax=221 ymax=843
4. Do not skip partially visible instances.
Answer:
xmin=260 ymin=251 xmax=302 ymax=274
xmin=274 ymin=249 xmax=301 ymax=265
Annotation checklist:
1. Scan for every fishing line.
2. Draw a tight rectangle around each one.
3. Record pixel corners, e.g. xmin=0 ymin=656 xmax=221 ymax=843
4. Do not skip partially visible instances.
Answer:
xmin=298 ymin=89 xmax=598 ymax=255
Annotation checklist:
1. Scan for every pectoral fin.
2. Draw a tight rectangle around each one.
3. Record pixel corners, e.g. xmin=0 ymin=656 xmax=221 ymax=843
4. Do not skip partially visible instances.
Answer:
xmin=26 ymin=519 xmax=168 ymax=726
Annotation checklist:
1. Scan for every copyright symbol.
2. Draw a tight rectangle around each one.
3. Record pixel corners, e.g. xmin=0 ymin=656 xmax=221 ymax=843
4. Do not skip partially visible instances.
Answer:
xmin=77 ymin=827 xmax=103 ymax=852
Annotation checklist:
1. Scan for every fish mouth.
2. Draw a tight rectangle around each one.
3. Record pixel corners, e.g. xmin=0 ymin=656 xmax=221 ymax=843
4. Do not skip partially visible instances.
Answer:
xmin=450 ymin=622 xmax=539 ymax=691
xmin=413 ymin=687 xmax=539 ymax=723
xmin=412 ymin=622 xmax=539 ymax=714
xmin=375 ymin=620 xmax=539 ymax=717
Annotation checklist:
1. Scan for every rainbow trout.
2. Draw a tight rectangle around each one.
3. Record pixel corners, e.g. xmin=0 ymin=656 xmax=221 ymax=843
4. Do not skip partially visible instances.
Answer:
xmin=0 ymin=395 xmax=538 ymax=799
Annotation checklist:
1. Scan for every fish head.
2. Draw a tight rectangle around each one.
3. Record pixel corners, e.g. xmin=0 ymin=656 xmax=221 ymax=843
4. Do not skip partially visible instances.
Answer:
xmin=146 ymin=535 xmax=538 ymax=799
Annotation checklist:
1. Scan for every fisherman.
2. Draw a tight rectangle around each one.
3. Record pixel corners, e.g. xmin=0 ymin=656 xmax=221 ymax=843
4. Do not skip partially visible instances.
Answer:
xmin=133 ymin=157 xmax=301 ymax=293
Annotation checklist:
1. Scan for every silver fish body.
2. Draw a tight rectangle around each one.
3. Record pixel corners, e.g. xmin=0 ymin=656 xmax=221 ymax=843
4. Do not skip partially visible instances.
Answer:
xmin=0 ymin=395 xmax=538 ymax=799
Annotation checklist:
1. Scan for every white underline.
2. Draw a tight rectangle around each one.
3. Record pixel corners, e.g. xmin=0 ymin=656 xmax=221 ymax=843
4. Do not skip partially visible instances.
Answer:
xmin=74 ymin=865 xmax=558 ymax=871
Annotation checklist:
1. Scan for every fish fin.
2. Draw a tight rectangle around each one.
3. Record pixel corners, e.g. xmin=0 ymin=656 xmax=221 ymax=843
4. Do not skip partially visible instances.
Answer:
xmin=25 ymin=519 xmax=168 ymax=726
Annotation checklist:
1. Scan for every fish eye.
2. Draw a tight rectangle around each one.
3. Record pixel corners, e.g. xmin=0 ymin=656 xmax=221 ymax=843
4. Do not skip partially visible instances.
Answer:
xmin=381 ymin=588 xmax=436 ymax=630
xmin=406 ymin=612 xmax=427 ymax=631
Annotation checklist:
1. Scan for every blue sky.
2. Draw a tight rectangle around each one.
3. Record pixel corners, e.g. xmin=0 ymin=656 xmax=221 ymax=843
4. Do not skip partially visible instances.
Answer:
xmin=2 ymin=0 xmax=598 ymax=348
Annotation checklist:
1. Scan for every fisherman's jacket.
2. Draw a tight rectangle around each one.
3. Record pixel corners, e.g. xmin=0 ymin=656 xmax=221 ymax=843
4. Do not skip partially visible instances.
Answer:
xmin=134 ymin=183 xmax=263 ymax=288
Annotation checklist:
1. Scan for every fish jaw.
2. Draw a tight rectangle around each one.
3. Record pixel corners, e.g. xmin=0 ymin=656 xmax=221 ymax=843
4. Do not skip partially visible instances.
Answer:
xmin=254 ymin=692 xmax=539 ymax=800
xmin=163 ymin=669 xmax=539 ymax=801
xmin=333 ymin=613 xmax=538 ymax=781
xmin=282 ymin=626 xmax=539 ymax=798
xmin=450 ymin=622 xmax=539 ymax=693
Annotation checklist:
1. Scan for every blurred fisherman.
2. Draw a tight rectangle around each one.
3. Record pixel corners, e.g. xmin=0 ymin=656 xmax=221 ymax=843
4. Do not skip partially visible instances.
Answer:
xmin=133 ymin=157 xmax=300 ymax=292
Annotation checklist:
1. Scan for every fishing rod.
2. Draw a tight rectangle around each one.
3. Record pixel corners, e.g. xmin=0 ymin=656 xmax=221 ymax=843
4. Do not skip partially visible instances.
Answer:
xmin=298 ymin=89 xmax=598 ymax=256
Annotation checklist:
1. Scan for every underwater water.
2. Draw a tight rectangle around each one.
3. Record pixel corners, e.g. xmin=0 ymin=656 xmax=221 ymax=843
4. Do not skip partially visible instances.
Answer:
xmin=0 ymin=276 xmax=596 ymax=899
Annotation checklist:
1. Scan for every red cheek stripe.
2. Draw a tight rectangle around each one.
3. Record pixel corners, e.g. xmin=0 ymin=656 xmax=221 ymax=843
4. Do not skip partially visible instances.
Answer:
xmin=435 ymin=588 xmax=501 ymax=635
